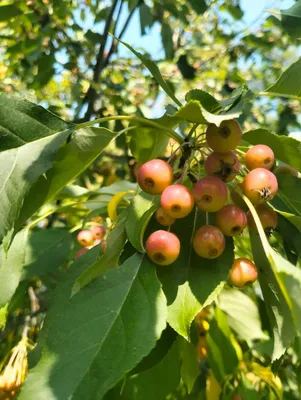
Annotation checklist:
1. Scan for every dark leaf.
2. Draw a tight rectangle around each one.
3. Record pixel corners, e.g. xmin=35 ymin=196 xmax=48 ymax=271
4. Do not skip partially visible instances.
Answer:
xmin=20 ymin=253 xmax=167 ymax=400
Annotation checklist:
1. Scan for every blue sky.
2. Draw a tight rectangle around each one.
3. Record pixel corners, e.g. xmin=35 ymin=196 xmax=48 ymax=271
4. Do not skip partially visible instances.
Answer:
xmin=117 ymin=0 xmax=295 ymax=58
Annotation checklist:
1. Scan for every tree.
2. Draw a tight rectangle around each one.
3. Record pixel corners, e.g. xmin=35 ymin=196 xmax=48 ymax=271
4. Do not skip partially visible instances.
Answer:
xmin=1 ymin=0 xmax=301 ymax=399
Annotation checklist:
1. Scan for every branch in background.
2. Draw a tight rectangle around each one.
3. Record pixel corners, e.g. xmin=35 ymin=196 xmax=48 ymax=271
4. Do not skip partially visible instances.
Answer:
xmin=103 ymin=0 xmax=139 ymax=70
xmin=82 ymin=0 xmax=140 ymax=122
xmin=83 ymin=0 xmax=120 ymax=121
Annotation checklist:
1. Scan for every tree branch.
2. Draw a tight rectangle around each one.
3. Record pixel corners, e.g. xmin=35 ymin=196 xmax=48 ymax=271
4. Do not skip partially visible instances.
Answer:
xmin=103 ymin=0 xmax=139 ymax=69
xmin=83 ymin=0 xmax=120 ymax=121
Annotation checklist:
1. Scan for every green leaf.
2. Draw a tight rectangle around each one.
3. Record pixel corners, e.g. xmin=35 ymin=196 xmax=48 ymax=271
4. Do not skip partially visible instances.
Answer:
xmin=44 ymin=127 xmax=120 ymax=203
xmin=85 ymin=181 xmax=137 ymax=211
xmin=130 ymin=127 xmax=170 ymax=163
xmin=207 ymin=308 xmax=240 ymax=382
xmin=0 ymin=228 xmax=29 ymax=308
xmin=273 ymin=173 xmax=301 ymax=217
xmin=273 ymin=252 xmax=301 ymax=337
xmin=232 ymin=195 xmax=295 ymax=361
xmin=0 ymin=304 xmax=8 ymax=329
xmin=175 ymin=100 xmax=242 ymax=126
xmin=129 ymin=108 xmax=180 ymax=163
xmin=34 ymin=53 xmax=56 ymax=88
xmin=178 ymin=337 xmax=200 ymax=393
xmin=269 ymin=1 xmax=301 ymax=38
xmin=275 ymin=213 xmax=301 ymax=259
xmin=161 ymin=23 xmax=174 ymax=60
xmin=123 ymin=339 xmax=181 ymax=400
xmin=132 ymin=325 xmax=177 ymax=374
xmin=126 ymin=192 xmax=159 ymax=252
xmin=139 ymin=3 xmax=153 ymax=35
xmin=249 ymin=231 xmax=295 ymax=360
xmin=0 ymin=5 xmax=22 ymax=22
xmin=20 ymin=253 xmax=167 ymax=400
xmin=264 ymin=57 xmax=301 ymax=98
xmin=185 ymin=89 xmax=221 ymax=113
xmin=23 ymin=229 xmax=72 ymax=279
xmin=0 ymin=93 xmax=71 ymax=151
xmin=218 ymin=288 xmax=268 ymax=344
xmin=0 ymin=128 xmax=71 ymax=244
xmin=187 ymin=0 xmax=207 ymax=14
xmin=227 ymin=4 xmax=244 ymax=20
xmin=156 ymin=209 xmax=234 ymax=340
xmin=16 ymin=127 xmax=120 ymax=229
xmin=243 ymin=129 xmax=301 ymax=172
xmin=72 ymin=212 xmax=128 ymax=295
xmin=85 ymin=30 xmax=104 ymax=44
xmin=116 ymin=38 xmax=182 ymax=107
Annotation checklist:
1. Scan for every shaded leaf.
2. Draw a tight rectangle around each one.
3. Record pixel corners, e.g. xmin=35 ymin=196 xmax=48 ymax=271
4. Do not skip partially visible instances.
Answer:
xmin=273 ymin=173 xmax=301 ymax=217
xmin=187 ymin=0 xmax=207 ymax=15
xmin=23 ymin=229 xmax=72 ymax=279
xmin=123 ymin=339 xmax=181 ymax=400
xmin=139 ymin=3 xmax=153 ymax=35
xmin=132 ymin=325 xmax=177 ymax=374
xmin=161 ymin=23 xmax=174 ymax=60
xmin=20 ymin=253 xmax=167 ymax=400
xmin=0 ymin=93 xmax=71 ymax=151
xmin=0 ymin=229 xmax=29 ymax=308
xmin=179 ymin=337 xmax=200 ymax=393
xmin=0 ymin=5 xmax=22 ymax=22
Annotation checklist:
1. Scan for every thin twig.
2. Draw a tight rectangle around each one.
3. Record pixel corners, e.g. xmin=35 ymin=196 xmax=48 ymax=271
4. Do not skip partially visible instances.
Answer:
xmin=83 ymin=0 xmax=120 ymax=120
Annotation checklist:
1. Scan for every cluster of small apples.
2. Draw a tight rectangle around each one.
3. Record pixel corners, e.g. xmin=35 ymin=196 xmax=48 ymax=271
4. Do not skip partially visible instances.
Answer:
xmin=75 ymin=225 xmax=107 ymax=259
xmin=138 ymin=119 xmax=281 ymax=288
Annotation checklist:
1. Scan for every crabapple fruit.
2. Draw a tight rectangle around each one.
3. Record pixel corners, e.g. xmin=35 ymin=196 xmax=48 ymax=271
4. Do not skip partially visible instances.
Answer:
xmin=155 ymin=207 xmax=176 ymax=226
xmin=245 ymin=144 xmax=274 ymax=171
xmin=77 ymin=230 xmax=94 ymax=247
xmin=247 ymin=204 xmax=278 ymax=233
xmin=243 ymin=168 xmax=278 ymax=205
xmin=206 ymin=119 xmax=242 ymax=153
xmin=75 ymin=247 xmax=89 ymax=259
xmin=90 ymin=225 xmax=105 ymax=240
xmin=145 ymin=230 xmax=180 ymax=265
xmin=229 ymin=258 xmax=258 ymax=287
xmin=205 ymin=151 xmax=240 ymax=182
xmin=137 ymin=159 xmax=173 ymax=195
xmin=193 ymin=225 xmax=225 ymax=259
xmin=161 ymin=184 xmax=194 ymax=218
xmin=192 ymin=176 xmax=227 ymax=212
xmin=89 ymin=238 xmax=107 ymax=253
xmin=216 ymin=204 xmax=247 ymax=236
